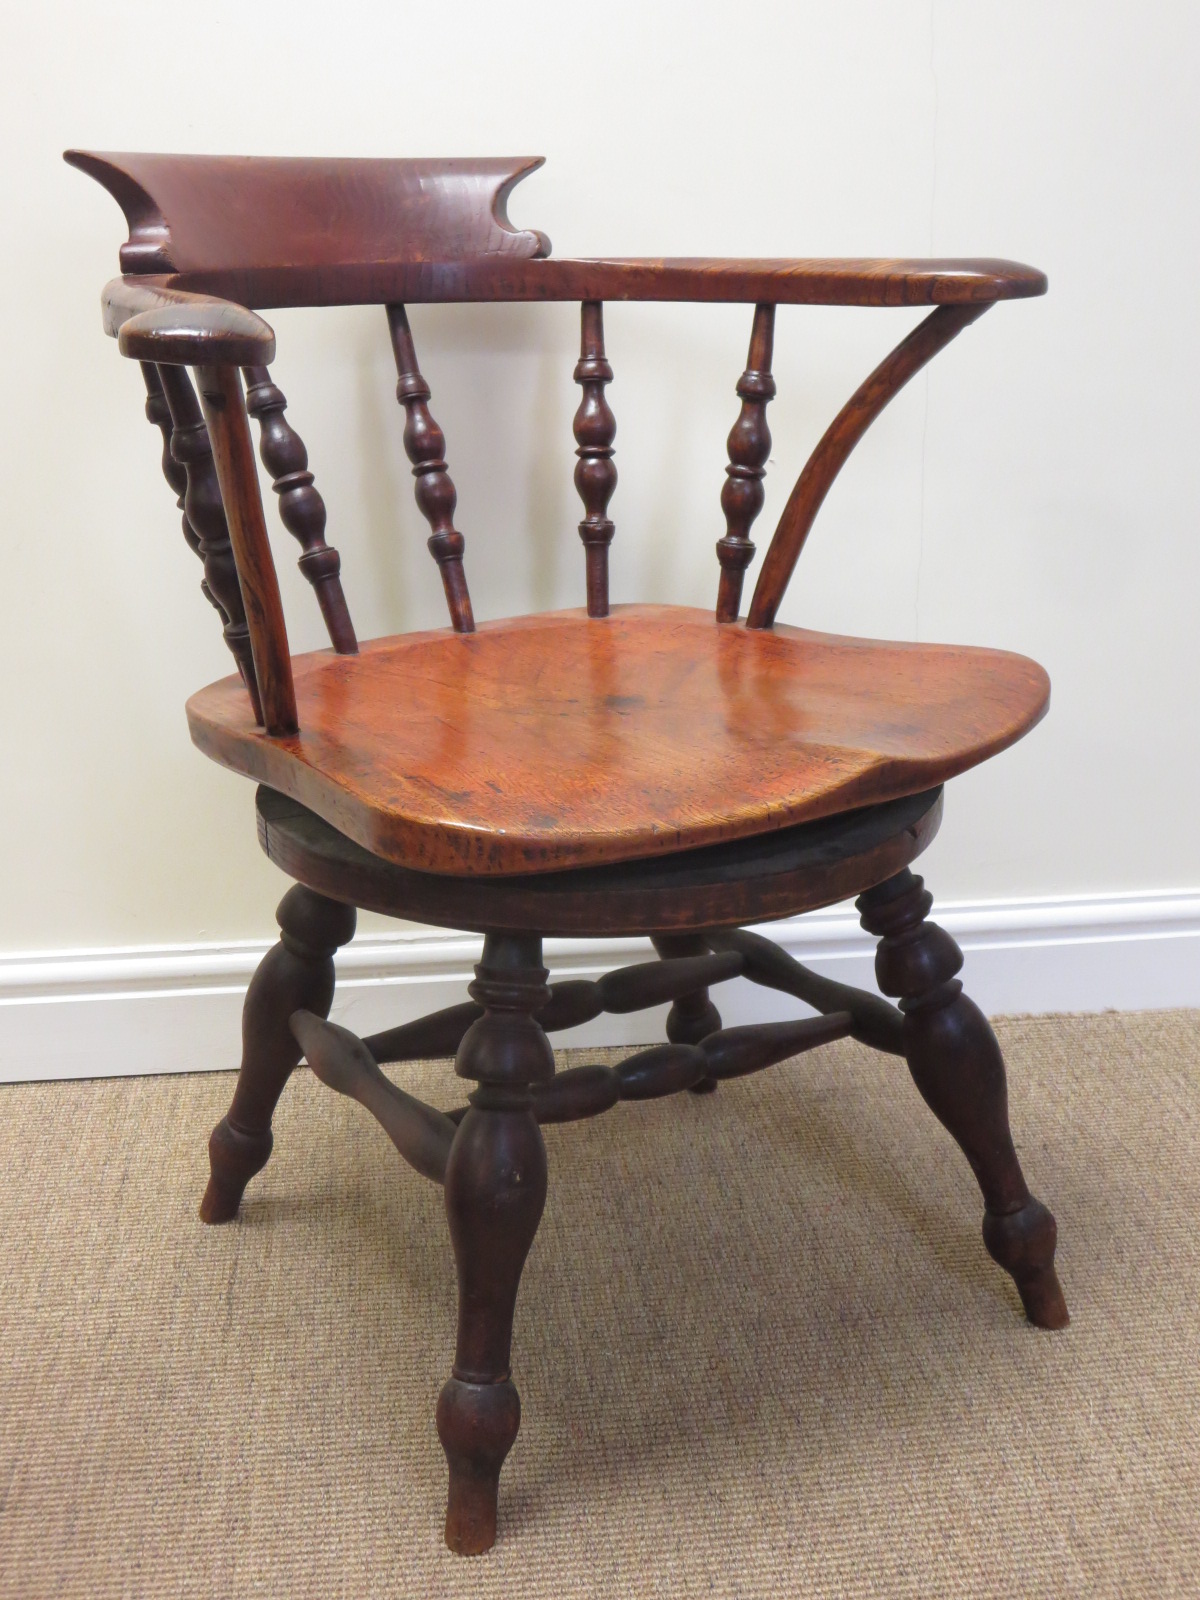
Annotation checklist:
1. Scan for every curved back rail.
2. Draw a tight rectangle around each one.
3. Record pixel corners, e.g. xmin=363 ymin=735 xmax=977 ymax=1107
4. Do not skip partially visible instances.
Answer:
xmin=69 ymin=150 xmax=1045 ymax=736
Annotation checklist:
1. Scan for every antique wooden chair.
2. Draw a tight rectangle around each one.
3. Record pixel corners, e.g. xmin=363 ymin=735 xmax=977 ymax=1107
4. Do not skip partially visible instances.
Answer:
xmin=69 ymin=150 xmax=1068 ymax=1554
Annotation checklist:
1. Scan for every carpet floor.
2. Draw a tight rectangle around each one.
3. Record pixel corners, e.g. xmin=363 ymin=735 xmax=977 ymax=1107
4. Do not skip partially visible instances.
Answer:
xmin=1 ymin=1011 xmax=1198 ymax=1598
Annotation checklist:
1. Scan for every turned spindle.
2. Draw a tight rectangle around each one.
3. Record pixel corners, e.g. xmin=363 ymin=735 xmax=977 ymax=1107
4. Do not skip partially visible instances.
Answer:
xmin=386 ymin=304 xmax=474 ymax=633
xmin=292 ymin=1011 xmax=456 ymax=1184
xmin=573 ymin=300 xmax=617 ymax=616
xmin=140 ymin=362 xmax=241 ymax=661
xmin=716 ymin=302 xmax=775 ymax=623
xmin=157 ymin=362 xmax=263 ymax=723
xmin=242 ymin=365 xmax=357 ymax=654
xmin=364 ymin=950 xmax=742 ymax=1065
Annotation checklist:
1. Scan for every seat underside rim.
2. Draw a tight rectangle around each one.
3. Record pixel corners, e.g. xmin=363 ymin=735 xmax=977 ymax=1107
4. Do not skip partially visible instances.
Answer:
xmin=255 ymin=784 xmax=944 ymax=937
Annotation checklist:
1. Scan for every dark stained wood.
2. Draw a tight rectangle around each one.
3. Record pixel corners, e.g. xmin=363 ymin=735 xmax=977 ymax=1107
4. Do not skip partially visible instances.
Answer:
xmin=360 ymin=951 xmax=741 ymax=1066
xmin=297 ymin=1007 xmax=850 ymax=1150
xmin=190 ymin=605 xmax=1047 ymax=875
xmin=73 ymin=148 xmax=1063 ymax=1558
xmin=387 ymin=304 xmax=475 ymax=633
xmin=531 ymin=1063 xmax=620 ymax=1123
xmin=573 ymin=301 xmax=617 ymax=615
xmin=200 ymin=886 xmax=356 ymax=1222
xmin=701 ymin=1013 xmax=850 ymax=1078
xmin=364 ymin=1001 xmax=483 ymax=1067
xmin=255 ymin=784 xmax=944 ymax=938
xmin=292 ymin=1011 xmax=456 ymax=1183
xmin=196 ymin=364 xmax=298 ymax=735
xmin=708 ymin=926 xmax=905 ymax=1055
xmin=156 ymin=363 xmax=263 ymax=721
xmin=108 ymin=279 xmax=276 ymax=364
xmin=64 ymin=151 xmax=550 ymax=274
xmin=439 ymin=934 xmax=551 ymax=1553
xmin=97 ymin=258 xmax=1047 ymax=314
xmin=139 ymin=361 xmax=233 ymax=634
xmin=596 ymin=949 xmax=740 ymax=1011
xmin=748 ymin=304 xmax=987 ymax=629
xmin=242 ymin=365 xmax=357 ymax=653
xmin=716 ymin=303 xmax=775 ymax=622
xmin=650 ymin=931 xmax=723 ymax=1094
xmin=857 ymin=871 xmax=1069 ymax=1329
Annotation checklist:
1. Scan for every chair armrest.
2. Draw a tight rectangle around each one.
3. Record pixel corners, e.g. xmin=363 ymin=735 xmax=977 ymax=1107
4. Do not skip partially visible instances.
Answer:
xmin=515 ymin=256 xmax=1047 ymax=307
xmin=101 ymin=277 xmax=276 ymax=365
xmin=107 ymin=256 xmax=1046 ymax=310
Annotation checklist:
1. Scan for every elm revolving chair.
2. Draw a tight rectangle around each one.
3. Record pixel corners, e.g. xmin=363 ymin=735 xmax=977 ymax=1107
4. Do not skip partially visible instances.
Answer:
xmin=68 ymin=149 xmax=1068 ymax=1556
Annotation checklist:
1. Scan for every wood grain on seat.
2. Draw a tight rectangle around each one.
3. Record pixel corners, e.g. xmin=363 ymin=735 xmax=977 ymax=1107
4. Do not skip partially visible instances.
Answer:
xmin=187 ymin=605 xmax=1048 ymax=876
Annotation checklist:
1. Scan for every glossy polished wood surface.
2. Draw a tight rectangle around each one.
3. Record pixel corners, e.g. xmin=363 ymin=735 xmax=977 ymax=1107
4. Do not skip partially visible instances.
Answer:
xmin=69 ymin=146 xmax=1045 ymax=310
xmin=73 ymin=149 xmax=1064 ymax=1555
xmin=99 ymin=256 xmax=1046 ymax=319
xmin=189 ymin=605 xmax=1048 ymax=875
xmin=64 ymin=151 xmax=550 ymax=274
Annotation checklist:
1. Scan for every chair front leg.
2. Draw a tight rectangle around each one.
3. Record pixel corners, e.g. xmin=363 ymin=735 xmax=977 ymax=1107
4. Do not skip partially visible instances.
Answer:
xmin=437 ymin=933 xmax=553 ymax=1554
xmin=200 ymin=884 xmax=357 ymax=1223
xmin=857 ymin=870 xmax=1068 ymax=1330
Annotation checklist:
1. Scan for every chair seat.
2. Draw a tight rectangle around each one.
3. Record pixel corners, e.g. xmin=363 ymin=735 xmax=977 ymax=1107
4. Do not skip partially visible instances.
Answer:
xmin=187 ymin=604 xmax=1049 ymax=876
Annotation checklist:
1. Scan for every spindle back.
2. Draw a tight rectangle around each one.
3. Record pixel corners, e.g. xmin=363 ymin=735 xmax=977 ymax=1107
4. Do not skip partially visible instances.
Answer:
xmin=69 ymin=150 xmax=1046 ymax=733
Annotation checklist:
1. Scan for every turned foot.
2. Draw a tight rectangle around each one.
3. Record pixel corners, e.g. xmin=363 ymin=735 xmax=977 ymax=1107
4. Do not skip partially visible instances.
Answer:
xmin=200 ymin=884 xmax=356 ymax=1223
xmin=858 ymin=871 xmax=1068 ymax=1329
xmin=983 ymin=1198 xmax=1069 ymax=1329
xmin=199 ymin=1119 xmax=274 ymax=1223
xmin=437 ymin=1376 xmax=522 ymax=1555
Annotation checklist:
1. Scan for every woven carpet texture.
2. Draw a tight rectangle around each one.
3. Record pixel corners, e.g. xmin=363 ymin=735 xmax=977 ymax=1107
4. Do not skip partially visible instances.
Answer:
xmin=2 ymin=1011 xmax=1198 ymax=1597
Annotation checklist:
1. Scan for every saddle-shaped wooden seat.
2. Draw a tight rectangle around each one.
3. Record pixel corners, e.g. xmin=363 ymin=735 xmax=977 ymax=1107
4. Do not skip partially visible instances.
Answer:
xmin=190 ymin=605 xmax=1049 ymax=875
xmin=71 ymin=147 xmax=1068 ymax=1561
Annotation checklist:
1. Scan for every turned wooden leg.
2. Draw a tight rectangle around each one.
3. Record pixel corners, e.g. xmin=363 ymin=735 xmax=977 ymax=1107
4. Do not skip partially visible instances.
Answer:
xmin=200 ymin=884 xmax=357 ymax=1224
xmin=651 ymin=932 xmax=721 ymax=1093
xmin=857 ymin=871 xmax=1068 ymax=1330
xmin=437 ymin=933 xmax=552 ymax=1555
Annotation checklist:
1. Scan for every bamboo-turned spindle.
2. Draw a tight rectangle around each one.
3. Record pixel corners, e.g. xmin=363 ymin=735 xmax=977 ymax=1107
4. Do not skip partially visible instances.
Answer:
xmin=716 ymin=303 xmax=776 ymax=623
xmin=573 ymin=301 xmax=617 ymax=616
xmin=242 ymin=366 xmax=358 ymax=654
xmin=386 ymin=304 xmax=475 ymax=633
xmin=157 ymin=362 xmax=264 ymax=723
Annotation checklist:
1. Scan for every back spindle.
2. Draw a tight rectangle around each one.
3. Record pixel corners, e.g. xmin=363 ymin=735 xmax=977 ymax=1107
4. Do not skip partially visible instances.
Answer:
xmin=242 ymin=367 xmax=357 ymax=654
xmin=573 ymin=301 xmax=617 ymax=617
xmin=140 ymin=362 xmax=235 ymax=639
xmin=716 ymin=303 xmax=776 ymax=623
xmin=386 ymin=304 xmax=475 ymax=633
xmin=156 ymin=363 xmax=264 ymax=723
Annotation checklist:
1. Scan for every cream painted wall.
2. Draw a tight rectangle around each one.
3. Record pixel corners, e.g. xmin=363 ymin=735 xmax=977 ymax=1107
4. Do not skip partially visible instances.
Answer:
xmin=2 ymin=0 xmax=1198 ymax=952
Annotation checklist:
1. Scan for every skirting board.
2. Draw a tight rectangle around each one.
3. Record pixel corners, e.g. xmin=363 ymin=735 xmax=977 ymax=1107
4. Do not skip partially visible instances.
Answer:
xmin=2 ymin=890 xmax=1198 ymax=1084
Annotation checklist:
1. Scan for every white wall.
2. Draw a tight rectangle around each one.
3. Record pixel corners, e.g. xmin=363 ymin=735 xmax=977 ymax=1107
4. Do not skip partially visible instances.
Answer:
xmin=3 ymin=2 xmax=1198 ymax=968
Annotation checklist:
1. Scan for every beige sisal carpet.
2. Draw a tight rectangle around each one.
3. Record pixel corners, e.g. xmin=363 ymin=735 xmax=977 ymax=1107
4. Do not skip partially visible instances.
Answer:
xmin=2 ymin=1012 xmax=1198 ymax=1598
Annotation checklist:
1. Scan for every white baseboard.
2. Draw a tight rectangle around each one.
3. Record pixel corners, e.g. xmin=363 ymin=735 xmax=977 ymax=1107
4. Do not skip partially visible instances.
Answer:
xmin=2 ymin=890 xmax=1198 ymax=1083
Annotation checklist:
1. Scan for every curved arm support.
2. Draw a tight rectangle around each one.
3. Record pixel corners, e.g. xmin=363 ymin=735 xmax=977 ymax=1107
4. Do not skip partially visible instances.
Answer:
xmin=746 ymin=302 xmax=989 ymax=629
xmin=102 ymin=277 xmax=276 ymax=365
